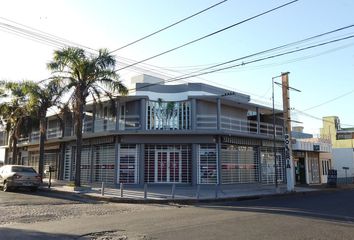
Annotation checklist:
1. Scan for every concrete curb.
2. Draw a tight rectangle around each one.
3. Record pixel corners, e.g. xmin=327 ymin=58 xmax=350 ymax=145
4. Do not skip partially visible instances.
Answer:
xmin=38 ymin=186 xmax=349 ymax=205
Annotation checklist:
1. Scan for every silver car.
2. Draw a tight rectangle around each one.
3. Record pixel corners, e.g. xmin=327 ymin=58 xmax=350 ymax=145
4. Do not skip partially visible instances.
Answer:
xmin=0 ymin=165 xmax=42 ymax=192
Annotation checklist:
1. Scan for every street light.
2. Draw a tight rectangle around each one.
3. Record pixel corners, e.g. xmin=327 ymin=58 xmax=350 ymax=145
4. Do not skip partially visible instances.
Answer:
xmin=272 ymin=75 xmax=282 ymax=190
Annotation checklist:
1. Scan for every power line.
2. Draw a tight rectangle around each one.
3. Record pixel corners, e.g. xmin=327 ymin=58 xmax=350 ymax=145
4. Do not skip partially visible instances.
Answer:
xmin=0 ymin=16 xmax=97 ymax=52
xmin=303 ymin=89 xmax=354 ymax=111
xmin=109 ymin=0 xmax=228 ymax=54
xmin=294 ymin=109 xmax=354 ymax=127
xmin=126 ymin=32 xmax=354 ymax=94
xmin=115 ymin=0 xmax=300 ymax=72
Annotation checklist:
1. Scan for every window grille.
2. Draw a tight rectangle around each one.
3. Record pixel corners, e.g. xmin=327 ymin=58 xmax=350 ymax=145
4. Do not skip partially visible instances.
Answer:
xmin=221 ymin=145 xmax=259 ymax=184
xmin=260 ymin=147 xmax=285 ymax=184
xmin=144 ymin=144 xmax=191 ymax=183
xmin=198 ymin=144 xmax=218 ymax=184
xmin=119 ymin=144 xmax=138 ymax=184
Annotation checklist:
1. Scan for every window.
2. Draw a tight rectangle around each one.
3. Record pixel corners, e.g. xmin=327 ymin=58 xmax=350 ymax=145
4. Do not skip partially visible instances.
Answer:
xmin=11 ymin=166 xmax=36 ymax=173
xmin=147 ymin=100 xmax=191 ymax=130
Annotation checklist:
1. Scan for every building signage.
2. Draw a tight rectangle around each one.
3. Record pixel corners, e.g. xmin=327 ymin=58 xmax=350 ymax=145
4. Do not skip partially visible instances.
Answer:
xmin=221 ymin=136 xmax=261 ymax=146
xmin=336 ymin=132 xmax=354 ymax=140
xmin=284 ymin=134 xmax=291 ymax=169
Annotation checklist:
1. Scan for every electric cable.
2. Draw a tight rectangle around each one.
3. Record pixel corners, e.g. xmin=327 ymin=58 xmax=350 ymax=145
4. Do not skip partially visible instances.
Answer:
xmin=115 ymin=0 xmax=300 ymax=71
xmin=109 ymin=0 xmax=228 ymax=54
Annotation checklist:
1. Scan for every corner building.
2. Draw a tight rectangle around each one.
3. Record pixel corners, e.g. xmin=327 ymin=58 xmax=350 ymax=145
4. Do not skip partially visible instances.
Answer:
xmin=3 ymin=75 xmax=287 ymax=186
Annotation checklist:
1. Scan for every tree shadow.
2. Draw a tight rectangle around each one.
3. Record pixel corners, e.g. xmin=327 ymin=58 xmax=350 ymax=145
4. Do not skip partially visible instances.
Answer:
xmin=0 ymin=227 xmax=77 ymax=240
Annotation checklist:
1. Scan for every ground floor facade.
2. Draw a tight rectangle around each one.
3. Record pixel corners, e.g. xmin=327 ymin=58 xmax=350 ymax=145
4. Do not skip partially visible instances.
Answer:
xmin=14 ymin=135 xmax=287 ymax=186
xmin=293 ymin=151 xmax=332 ymax=185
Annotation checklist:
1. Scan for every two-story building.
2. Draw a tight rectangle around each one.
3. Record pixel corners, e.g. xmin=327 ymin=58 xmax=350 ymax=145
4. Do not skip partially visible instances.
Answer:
xmin=1 ymin=75 xmax=287 ymax=187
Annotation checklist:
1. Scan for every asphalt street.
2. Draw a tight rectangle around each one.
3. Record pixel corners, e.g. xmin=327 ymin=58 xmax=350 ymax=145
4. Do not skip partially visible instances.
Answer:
xmin=1 ymin=188 xmax=354 ymax=239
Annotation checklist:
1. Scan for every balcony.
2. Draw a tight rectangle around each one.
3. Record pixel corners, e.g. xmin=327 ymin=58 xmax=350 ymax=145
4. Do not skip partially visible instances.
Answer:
xmin=196 ymin=114 xmax=283 ymax=137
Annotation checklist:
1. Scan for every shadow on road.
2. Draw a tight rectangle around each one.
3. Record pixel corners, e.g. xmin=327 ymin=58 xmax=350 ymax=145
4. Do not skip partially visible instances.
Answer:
xmin=5 ymin=188 xmax=102 ymax=204
xmin=196 ymin=190 xmax=354 ymax=224
xmin=0 ymin=227 xmax=76 ymax=240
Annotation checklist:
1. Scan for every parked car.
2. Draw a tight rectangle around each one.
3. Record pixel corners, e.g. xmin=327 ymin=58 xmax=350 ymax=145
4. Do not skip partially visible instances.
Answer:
xmin=0 ymin=165 xmax=42 ymax=192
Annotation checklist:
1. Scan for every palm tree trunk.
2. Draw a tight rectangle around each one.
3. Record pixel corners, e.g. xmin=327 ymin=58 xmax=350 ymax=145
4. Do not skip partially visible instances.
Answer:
xmin=38 ymin=113 xmax=47 ymax=177
xmin=74 ymin=98 xmax=84 ymax=187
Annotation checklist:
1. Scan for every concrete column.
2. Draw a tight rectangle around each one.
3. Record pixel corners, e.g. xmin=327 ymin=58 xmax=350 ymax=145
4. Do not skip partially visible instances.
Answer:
xmin=115 ymin=100 xmax=120 ymax=131
xmin=217 ymin=136 xmax=222 ymax=185
xmin=139 ymin=144 xmax=145 ymax=186
xmin=140 ymin=98 xmax=146 ymax=130
xmin=305 ymin=151 xmax=309 ymax=184
xmin=256 ymin=107 xmax=260 ymax=134
xmin=114 ymin=138 xmax=120 ymax=186
xmin=192 ymin=144 xmax=198 ymax=185
xmin=217 ymin=98 xmax=221 ymax=130
xmin=191 ymin=98 xmax=197 ymax=130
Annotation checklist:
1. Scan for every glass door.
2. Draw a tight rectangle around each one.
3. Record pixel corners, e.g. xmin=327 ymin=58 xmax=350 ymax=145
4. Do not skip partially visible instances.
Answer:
xmin=155 ymin=150 xmax=181 ymax=183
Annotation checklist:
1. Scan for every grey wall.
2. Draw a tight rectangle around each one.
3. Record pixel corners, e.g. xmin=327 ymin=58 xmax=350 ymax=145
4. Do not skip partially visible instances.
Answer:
xmin=196 ymin=100 xmax=217 ymax=115
xmin=221 ymin=105 xmax=248 ymax=120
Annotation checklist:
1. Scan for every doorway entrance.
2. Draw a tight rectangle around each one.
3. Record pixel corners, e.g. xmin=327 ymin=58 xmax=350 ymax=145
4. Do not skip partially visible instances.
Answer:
xmin=155 ymin=150 xmax=182 ymax=183
xmin=297 ymin=158 xmax=306 ymax=184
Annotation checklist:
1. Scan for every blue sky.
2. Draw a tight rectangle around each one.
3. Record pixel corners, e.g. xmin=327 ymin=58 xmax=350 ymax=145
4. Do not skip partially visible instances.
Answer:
xmin=0 ymin=0 xmax=353 ymax=133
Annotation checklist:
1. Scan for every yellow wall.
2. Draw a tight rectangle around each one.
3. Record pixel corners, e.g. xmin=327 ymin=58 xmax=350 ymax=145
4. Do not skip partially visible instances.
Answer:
xmin=321 ymin=116 xmax=354 ymax=149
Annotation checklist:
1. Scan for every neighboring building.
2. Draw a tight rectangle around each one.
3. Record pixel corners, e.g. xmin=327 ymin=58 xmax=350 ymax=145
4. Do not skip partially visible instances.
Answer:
xmin=292 ymin=126 xmax=332 ymax=185
xmin=321 ymin=116 xmax=354 ymax=182
xmin=0 ymin=75 xmax=287 ymax=186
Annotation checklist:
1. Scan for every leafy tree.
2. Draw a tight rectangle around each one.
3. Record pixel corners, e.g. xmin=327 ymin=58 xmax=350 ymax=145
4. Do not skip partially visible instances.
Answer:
xmin=47 ymin=47 xmax=127 ymax=187
xmin=0 ymin=81 xmax=35 ymax=164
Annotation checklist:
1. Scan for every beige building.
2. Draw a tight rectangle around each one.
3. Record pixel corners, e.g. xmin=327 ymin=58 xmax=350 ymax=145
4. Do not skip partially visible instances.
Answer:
xmin=321 ymin=116 xmax=354 ymax=182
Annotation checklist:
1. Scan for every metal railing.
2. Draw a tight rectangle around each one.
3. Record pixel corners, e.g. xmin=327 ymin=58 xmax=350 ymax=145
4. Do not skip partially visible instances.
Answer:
xmin=196 ymin=114 xmax=283 ymax=137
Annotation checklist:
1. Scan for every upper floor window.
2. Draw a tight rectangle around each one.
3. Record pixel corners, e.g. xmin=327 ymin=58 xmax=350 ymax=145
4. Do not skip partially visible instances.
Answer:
xmin=147 ymin=99 xmax=191 ymax=130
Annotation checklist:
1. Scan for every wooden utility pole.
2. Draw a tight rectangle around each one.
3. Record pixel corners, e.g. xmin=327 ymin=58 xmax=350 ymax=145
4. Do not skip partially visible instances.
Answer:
xmin=281 ymin=72 xmax=295 ymax=192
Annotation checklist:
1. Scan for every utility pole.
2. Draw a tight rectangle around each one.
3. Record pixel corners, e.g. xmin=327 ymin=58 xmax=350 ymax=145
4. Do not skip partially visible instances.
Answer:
xmin=281 ymin=72 xmax=297 ymax=192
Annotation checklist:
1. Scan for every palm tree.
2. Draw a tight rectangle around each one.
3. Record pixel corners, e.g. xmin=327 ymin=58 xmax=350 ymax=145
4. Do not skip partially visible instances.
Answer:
xmin=0 ymin=81 xmax=35 ymax=164
xmin=24 ymin=79 xmax=64 ymax=177
xmin=47 ymin=47 xmax=128 ymax=187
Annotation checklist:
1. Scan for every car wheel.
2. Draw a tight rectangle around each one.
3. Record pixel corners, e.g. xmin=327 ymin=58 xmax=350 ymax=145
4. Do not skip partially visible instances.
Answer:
xmin=3 ymin=181 xmax=9 ymax=192
xmin=30 ymin=187 xmax=38 ymax=192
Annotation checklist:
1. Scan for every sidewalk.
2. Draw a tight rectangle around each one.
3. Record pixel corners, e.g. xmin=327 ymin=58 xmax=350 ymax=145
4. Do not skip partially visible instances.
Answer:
xmin=40 ymin=180 xmax=323 ymax=204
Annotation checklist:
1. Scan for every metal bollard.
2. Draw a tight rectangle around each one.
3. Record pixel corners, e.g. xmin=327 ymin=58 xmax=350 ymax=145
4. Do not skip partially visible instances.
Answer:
xmin=101 ymin=182 xmax=105 ymax=196
xmin=144 ymin=183 xmax=147 ymax=199
xmin=120 ymin=183 xmax=123 ymax=198
xmin=215 ymin=183 xmax=218 ymax=199
xmin=196 ymin=184 xmax=200 ymax=200
xmin=171 ymin=183 xmax=176 ymax=199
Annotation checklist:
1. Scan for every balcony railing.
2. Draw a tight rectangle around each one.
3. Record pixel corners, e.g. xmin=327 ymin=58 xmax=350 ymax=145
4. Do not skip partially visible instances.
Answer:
xmin=196 ymin=114 xmax=283 ymax=137
xmin=94 ymin=118 xmax=116 ymax=132
xmin=47 ymin=127 xmax=62 ymax=139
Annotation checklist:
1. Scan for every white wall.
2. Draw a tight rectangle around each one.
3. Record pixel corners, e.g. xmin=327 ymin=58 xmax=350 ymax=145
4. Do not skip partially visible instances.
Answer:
xmin=332 ymin=148 xmax=354 ymax=178
xmin=0 ymin=148 xmax=5 ymax=165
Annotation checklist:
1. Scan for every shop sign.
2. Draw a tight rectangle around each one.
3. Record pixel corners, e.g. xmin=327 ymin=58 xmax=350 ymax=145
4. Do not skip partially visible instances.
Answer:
xmin=284 ymin=134 xmax=291 ymax=168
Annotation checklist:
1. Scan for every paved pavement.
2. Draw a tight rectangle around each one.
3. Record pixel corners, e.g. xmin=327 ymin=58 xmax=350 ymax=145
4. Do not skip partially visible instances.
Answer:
xmin=41 ymin=179 xmax=322 ymax=203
